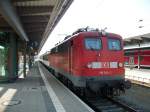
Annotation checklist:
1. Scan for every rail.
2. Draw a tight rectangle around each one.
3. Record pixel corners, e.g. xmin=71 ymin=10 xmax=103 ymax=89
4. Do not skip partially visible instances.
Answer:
xmin=84 ymin=96 xmax=142 ymax=112
xmin=106 ymin=97 xmax=139 ymax=112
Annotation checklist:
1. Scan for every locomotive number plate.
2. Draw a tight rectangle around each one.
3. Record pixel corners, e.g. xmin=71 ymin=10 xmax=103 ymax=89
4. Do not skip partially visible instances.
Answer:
xmin=91 ymin=62 xmax=102 ymax=68
xmin=91 ymin=62 xmax=118 ymax=68
xmin=101 ymin=62 xmax=109 ymax=68
xmin=110 ymin=62 xmax=118 ymax=68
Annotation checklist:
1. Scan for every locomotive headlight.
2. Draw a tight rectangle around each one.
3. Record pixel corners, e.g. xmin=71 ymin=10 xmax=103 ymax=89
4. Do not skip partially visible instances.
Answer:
xmin=87 ymin=63 xmax=92 ymax=68
xmin=119 ymin=63 xmax=123 ymax=67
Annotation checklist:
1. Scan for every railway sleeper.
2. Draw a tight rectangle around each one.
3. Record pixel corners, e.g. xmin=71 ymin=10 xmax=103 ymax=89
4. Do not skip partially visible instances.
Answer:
xmin=101 ymin=107 xmax=124 ymax=112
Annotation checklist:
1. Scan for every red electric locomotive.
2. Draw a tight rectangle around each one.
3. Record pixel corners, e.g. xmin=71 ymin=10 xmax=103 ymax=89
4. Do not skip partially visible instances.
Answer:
xmin=43 ymin=28 xmax=131 ymax=95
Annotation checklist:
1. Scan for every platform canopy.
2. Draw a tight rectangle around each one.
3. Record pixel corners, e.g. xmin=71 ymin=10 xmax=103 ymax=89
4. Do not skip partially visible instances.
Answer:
xmin=0 ymin=0 xmax=73 ymax=54
xmin=124 ymin=33 xmax=150 ymax=50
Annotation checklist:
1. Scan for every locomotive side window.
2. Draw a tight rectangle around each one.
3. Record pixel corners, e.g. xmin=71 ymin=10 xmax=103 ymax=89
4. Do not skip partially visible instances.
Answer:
xmin=108 ymin=38 xmax=121 ymax=50
xmin=85 ymin=38 xmax=101 ymax=50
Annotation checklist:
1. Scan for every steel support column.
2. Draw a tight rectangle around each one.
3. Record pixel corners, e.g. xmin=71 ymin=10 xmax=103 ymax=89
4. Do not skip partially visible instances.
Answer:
xmin=8 ymin=33 xmax=18 ymax=82
xmin=138 ymin=55 xmax=141 ymax=69
xmin=23 ymin=43 xmax=27 ymax=78
xmin=28 ymin=54 xmax=32 ymax=69
xmin=138 ymin=43 xmax=141 ymax=69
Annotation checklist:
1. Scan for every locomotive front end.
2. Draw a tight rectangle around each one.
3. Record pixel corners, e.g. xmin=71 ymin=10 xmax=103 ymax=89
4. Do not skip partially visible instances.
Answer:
xmin=81 ymin=32 xmax=131 ymax=95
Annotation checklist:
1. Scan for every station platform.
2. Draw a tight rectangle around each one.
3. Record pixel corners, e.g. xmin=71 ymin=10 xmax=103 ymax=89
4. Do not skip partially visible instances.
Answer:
xmin=0 ymin=62 xmax=94 ymax=112
xmin=125 ymin=68 xmax=150 ymax=86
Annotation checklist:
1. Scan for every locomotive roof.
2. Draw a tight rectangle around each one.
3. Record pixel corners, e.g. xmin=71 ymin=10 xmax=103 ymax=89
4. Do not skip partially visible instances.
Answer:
xmin=54 ymin=31 xmax=122 ymax=47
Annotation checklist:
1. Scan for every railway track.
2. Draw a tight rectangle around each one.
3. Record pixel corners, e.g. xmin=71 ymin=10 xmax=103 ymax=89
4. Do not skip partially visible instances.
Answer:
xmin=61 ymin=79 xmax=143 ymax=112
xmin=83 ymin=95 xmax=142 ymax=112
xmin=43 ymin=65 xmax=143 ymax=112
xmin=63 ymin=81 xmax=143 ymax=112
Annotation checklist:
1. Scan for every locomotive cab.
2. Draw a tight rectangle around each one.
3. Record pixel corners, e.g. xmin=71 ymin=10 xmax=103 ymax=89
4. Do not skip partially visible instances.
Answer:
xmin=79 ymin=32 xmax=129 ymax=94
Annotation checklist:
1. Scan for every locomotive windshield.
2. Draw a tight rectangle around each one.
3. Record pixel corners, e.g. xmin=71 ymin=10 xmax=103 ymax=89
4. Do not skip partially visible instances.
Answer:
xmin=85 ymin=38 xmax=101 ymax=50
xmin=108 ymin=38 xmax=121 ymax=50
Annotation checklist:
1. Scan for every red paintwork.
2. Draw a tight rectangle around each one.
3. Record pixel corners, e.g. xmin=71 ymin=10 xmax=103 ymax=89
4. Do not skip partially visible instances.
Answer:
xmin=125 ymin=50 xmax=150 ymax=66
xmin=48 ymin=31 xmax=125 ymax=77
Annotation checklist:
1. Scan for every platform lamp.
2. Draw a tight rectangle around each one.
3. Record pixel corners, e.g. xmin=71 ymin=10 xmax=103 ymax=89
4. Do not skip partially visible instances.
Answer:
xmin=138 ymin=19 xmax=144 ymax=28
xmin=137 ymin=19 xmax=144 ymax=69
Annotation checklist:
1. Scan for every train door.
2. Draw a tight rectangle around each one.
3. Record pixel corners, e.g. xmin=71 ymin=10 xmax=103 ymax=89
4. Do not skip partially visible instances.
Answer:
xmin=129 ymin=56 xmax=134 ymax=66
xmin=69 ymin=40 xmax=73 ymax=74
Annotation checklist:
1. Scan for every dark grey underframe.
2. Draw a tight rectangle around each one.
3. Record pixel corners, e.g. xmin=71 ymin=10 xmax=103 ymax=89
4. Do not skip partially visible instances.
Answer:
xmin=48 ymin=65 xmax=124 ymax=87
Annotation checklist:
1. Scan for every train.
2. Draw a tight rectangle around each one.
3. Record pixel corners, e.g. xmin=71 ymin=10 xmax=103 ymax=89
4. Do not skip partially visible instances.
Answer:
xmin=40 ymin=27 xmax=131 ymax=96
xmin=125 ymin=49 xmax=150 ymax=68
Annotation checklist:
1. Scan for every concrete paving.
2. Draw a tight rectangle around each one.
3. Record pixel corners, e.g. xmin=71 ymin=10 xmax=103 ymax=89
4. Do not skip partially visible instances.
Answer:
xmin=0 ymin=63 xmax=94 ymax=112
xmin=0 ymin=64 xmax=56 ymax=112
xmin=38 ymin=63 xmax=94 ymax=112
xmin=125 ymin=68 xmax=150 ymax=83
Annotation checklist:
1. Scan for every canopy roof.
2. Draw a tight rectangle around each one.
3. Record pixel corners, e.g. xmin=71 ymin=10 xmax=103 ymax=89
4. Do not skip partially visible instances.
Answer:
xmin=0 ymin=0 xmax=73 ymax=53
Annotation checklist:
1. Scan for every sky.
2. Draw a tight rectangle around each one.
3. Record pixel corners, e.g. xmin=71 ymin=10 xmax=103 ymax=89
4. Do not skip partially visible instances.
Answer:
xmin=39 ymin=0 xmax=150 ymax=55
